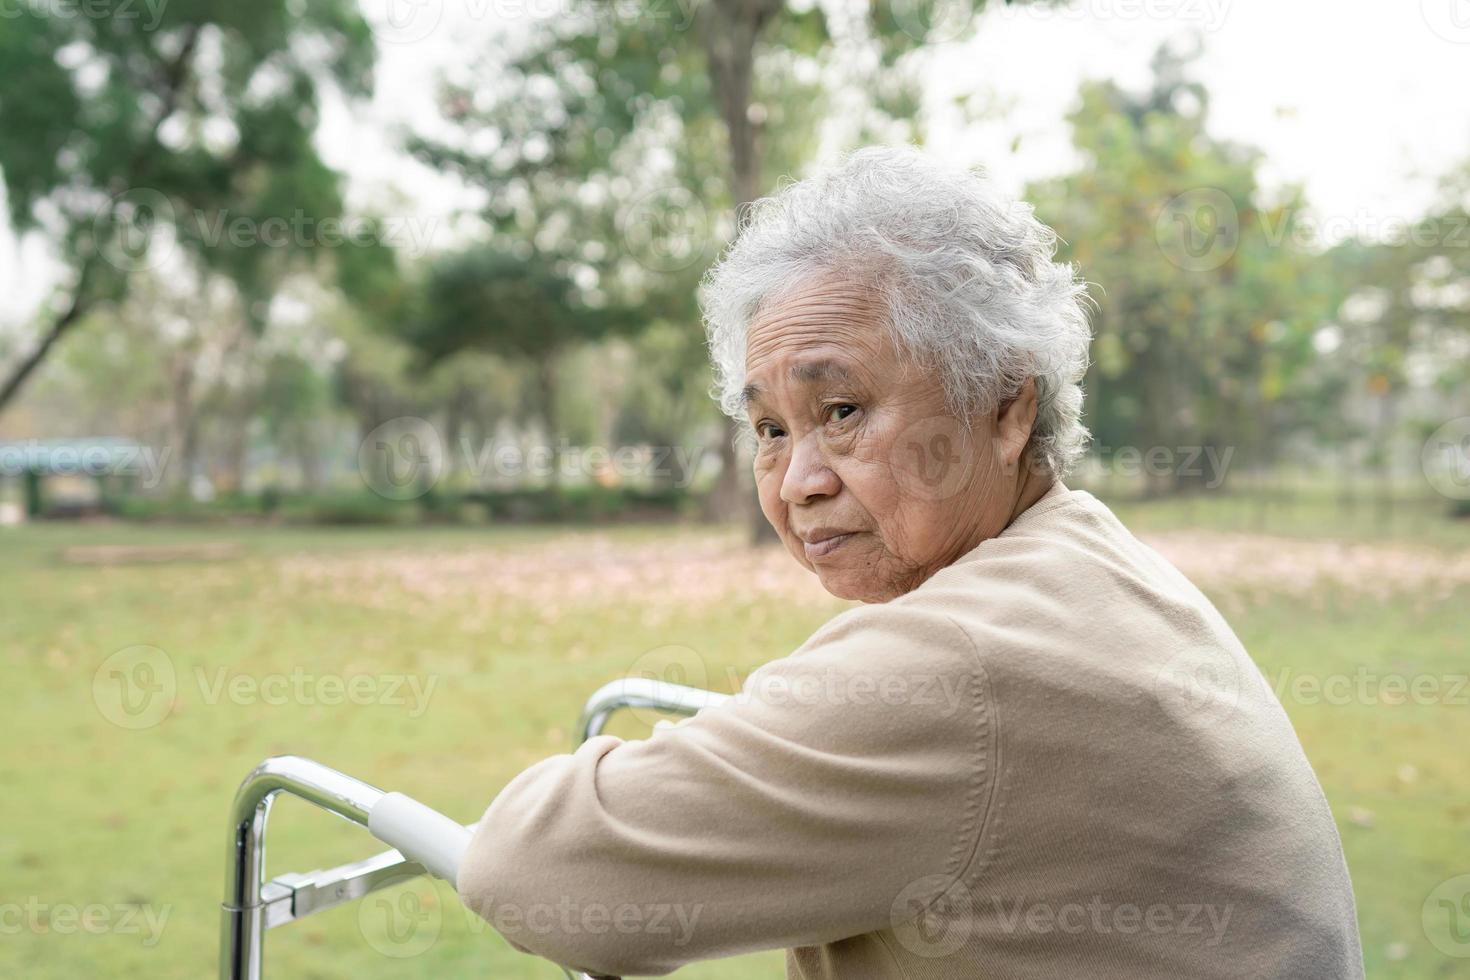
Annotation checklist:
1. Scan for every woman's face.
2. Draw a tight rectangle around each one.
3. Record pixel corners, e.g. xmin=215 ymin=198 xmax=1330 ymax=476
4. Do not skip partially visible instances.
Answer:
xmin=742 ymin=275 xmax=1041 ymax=603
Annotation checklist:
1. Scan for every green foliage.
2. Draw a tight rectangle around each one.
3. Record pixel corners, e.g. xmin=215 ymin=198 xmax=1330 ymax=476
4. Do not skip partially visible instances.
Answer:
xmin=104 ymin=485 xmax=697 ymax=526
xmin=465 ymin=484 xmax=695 ymax=523
xmin=1028 ymin=42 xmax=1470 ymax=493
xmin=1030 ymin=43 xmax=1337 ymax=484
xmin=410 ymin=245 xmax=639 ymax=366
xmin=0 ymin=0 xmax=378 ymax=408
xmin=397 ymin=0 xmax=1057 ymax=511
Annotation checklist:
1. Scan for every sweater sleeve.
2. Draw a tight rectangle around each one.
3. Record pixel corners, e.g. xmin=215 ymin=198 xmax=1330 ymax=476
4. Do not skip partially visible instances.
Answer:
xmin=455 ymin=601 xmax=996 ymax=978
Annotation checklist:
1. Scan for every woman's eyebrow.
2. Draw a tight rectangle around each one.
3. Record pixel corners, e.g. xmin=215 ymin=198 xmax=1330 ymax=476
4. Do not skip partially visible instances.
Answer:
xmin=741 ymin=359 xmax=856 ymax=407
xmin=789 ymin=359 xmax=854 ymax=385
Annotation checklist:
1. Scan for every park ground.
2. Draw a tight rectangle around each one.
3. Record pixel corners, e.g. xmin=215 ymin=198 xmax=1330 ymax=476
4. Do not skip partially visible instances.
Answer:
xmin=2 ymin=492 xmax=1468 ymax=978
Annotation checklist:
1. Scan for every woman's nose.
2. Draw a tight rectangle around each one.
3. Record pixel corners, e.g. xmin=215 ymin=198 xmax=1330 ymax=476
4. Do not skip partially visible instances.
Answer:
xmin=780 ymin=432 xmax=841 ymax=505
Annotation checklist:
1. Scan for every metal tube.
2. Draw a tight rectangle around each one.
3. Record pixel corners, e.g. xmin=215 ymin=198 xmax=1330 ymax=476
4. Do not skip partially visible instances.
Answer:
xmin=219 ymin=681 xmax=725 ymax=979
xmin=219 ymin=756 xmax=386 ymax=979
xmin=575 ymin=677 xmax=731 ymax=744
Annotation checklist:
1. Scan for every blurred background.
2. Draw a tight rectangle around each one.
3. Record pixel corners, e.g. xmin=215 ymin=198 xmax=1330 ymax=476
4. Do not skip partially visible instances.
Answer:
xmin=1 ymin=0 xmax=1468 ymax=977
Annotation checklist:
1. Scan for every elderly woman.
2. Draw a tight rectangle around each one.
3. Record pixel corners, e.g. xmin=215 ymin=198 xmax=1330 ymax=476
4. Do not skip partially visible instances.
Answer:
xmin=456 ymin=146 xmax=1364 ymax=979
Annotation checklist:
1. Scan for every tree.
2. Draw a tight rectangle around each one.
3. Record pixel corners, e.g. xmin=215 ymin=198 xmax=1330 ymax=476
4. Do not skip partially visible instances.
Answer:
xmin=409 ymin=0 xmax=1048 ymax=538
xmin=0 ymin=0 xmax=376 ymax=412
xmin=1316 ymin=167 xmax=1470 ymax=518
xmin=1029 ymin=42 xmax=1332 ymax=492
xmin=408 ymin=245 xmax=643 ymax=487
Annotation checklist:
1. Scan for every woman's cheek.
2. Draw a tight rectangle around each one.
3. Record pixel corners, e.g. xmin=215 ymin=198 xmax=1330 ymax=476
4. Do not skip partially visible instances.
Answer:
xmin=837 ymin=457 xmax=895 ymax=523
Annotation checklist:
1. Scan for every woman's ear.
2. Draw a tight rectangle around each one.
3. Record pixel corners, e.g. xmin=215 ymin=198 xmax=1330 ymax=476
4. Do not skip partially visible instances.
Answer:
xmin=995 ymin=378 xmax=1039 ymax=468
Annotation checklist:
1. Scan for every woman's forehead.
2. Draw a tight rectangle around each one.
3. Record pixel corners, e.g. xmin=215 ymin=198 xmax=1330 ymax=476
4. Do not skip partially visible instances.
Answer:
xmin=746 ymin=281 xmax=890 ymax=364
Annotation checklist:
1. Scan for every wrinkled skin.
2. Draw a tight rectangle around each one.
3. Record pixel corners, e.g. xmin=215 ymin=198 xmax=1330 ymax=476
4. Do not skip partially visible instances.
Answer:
xmin=742 ymin=275 xmax=1058 ymax=603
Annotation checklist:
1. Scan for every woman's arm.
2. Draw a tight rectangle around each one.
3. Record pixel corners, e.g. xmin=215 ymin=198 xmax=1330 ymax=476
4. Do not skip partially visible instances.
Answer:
xmin=456 ymin=602 xmax=996 ymax=978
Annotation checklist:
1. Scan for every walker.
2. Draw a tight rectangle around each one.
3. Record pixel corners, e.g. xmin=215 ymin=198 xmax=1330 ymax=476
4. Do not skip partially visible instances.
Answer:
xmin=219 ymin=678 xmax=728 ymax=979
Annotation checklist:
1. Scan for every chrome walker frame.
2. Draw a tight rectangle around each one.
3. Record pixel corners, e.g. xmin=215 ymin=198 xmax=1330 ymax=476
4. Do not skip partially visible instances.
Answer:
xmin=219 ymin=678 xmax=729 ymax=979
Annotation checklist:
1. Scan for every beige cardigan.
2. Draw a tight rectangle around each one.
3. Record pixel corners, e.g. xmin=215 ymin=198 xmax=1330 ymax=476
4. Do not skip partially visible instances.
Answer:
xmin=457 ymin=484 xmax=1364 ymax=978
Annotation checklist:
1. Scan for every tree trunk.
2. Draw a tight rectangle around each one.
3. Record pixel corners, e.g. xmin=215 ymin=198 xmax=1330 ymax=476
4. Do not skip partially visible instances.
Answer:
xmin=167 ymin=350 xmax=198 ymax=494
xmin=537 ymin=356 xmax=561 ymax=491
xmin=0 ymin=25 xmax=202 ymax=417
xmin=701 ymin=0 xmax=783 ymax=543
xmin=443 ymin=382 xmax=473 ymax=483
xmin=0 ymin=257 xmax=98 ymax=413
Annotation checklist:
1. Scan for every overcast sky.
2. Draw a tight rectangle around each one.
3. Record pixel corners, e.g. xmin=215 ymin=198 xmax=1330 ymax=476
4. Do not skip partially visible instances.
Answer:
xmin=3 ymin=0 xmax=1469 ymax=332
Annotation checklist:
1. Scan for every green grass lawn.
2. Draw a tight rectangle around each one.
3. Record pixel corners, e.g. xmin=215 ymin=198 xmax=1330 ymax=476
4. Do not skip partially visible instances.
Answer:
xmin=1 ymin=514 xmax=1466 ymax=978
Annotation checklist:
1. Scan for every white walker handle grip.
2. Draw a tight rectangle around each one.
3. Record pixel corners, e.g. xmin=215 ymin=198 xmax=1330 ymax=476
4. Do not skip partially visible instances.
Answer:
xmin=367 ymin=792 xmax=473 ymax=888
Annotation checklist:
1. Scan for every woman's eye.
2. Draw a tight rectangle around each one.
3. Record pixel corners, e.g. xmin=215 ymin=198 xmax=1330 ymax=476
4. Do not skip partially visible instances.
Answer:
xmin=757 ymin=422 xmax=786 ymax=440
xmin=826 ymin=404 xmax=858 ymax=424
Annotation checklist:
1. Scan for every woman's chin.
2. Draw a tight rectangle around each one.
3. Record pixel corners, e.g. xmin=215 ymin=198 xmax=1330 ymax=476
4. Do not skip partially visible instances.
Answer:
xmin=813 ymin=567 xmax=891 ymax=604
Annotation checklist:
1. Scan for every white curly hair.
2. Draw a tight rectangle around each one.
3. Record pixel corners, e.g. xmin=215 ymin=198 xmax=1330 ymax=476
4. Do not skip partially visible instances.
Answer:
xmin=699 ymin=144 xmax=1093 ymax=477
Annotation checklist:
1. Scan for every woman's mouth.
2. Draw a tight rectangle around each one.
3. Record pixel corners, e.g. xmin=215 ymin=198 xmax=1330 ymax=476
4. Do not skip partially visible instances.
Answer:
xmin=803 ymin=532 xmax=857 ymax=560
